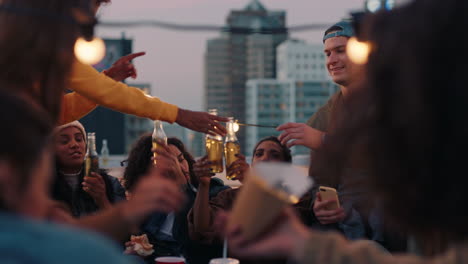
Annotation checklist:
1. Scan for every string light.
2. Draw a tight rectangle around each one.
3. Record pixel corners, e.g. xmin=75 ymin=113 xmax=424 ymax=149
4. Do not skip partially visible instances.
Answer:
xmin=346 ymin=37 xmax=371 ymax=65
xmin=74 ymin=37 xmax=106 ymax=65
xmin=366 ymin=0 xmax=382 ymax=13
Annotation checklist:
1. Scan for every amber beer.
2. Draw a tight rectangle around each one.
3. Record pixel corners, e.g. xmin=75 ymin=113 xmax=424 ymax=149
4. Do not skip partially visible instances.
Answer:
xmin=152 ymin=120 xmax=167 ymax=165
xmin=224 ymin=117 xmax=240 ymax=180
xmin=205 ymin=109 xmax=223 ymax=173
xmin=206 ymin=137 xmax=224 ymax=173
xmin=85 ymin=132 xmax=99 ymax=177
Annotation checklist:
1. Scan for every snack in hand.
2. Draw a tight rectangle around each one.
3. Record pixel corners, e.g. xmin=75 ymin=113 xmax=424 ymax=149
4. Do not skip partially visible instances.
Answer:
xmin=124 ymin=234 xmax=154 ymax=257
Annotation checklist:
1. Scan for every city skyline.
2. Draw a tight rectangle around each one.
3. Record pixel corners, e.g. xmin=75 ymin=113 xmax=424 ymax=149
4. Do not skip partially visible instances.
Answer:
xmin=96 ymin=0 xmax=364 ymax=114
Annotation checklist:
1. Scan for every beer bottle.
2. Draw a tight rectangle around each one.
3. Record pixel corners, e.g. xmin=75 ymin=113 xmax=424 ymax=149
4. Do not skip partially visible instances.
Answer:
xmin=85 ymin=132 xmax=99 ymax=177
xmin=224 ymin=117 xmax=241 ymax=180
xmin=205 ymin=109 xmax=224 ymax=173
xmin=100 ymin=139 xmax=109 ymax=168
xmin=152 ymin=120 xmax=168 ymax=165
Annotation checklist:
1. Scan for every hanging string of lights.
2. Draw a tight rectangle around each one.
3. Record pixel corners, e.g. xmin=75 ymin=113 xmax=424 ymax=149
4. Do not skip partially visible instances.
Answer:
xmin=98 ymin=20 xmax=330 ymax=33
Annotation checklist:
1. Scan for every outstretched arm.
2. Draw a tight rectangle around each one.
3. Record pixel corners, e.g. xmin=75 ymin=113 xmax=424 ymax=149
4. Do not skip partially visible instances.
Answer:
xmin=69 ymin=60 xmax=228 ymax=135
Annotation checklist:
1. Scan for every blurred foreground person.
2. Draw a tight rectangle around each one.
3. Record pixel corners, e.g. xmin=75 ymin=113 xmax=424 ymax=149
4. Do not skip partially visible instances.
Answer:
xmin=0 ymin=0 xmax=82 ymax=121
xmin=219 ymin=0 xmax=468 ymax=262
xmin=0 ymin=91 xmax=133 ymax=263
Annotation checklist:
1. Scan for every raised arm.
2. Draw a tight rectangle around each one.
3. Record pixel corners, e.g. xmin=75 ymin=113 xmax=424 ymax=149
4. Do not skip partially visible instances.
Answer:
xmin=69 ymin=60 xmax=228 ymax=135
xmin=69 ymin=60 xmax=179 ymax=122
xmin=59 ymin=92 xmax=97 ymax=125
xmin=190 ymin=156 xmax=217 ymax=240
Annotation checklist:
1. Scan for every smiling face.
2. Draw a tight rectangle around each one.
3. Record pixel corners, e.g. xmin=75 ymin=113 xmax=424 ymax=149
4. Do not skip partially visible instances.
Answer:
xmin=54 ymin=126 xmax=86 ymax=172
xmin=324 ymin=36 xmax=353 ymax=87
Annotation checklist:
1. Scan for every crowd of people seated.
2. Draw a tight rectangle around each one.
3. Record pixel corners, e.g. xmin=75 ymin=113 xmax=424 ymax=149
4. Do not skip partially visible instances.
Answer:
xmin=1 ymin=0 xmax=467 ymax=263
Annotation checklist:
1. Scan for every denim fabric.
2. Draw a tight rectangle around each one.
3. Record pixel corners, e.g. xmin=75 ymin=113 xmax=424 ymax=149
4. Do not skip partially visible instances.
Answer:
xmin=141 ymin=178 xmax=229 ymax=263
xmin=0 ymin=212 xmax=134 ymax=264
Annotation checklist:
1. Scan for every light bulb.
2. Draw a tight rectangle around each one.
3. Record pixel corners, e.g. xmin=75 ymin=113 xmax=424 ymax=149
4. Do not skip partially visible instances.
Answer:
xmin=366 ymin=0 xmax=382 ymax=12
xmin=74 ymin=37 xmax=106 ymax=65
xmin=346 ymin=37 xmax=371 ymax=65
xmin=385 ymin=0 xmax=396 ymax=10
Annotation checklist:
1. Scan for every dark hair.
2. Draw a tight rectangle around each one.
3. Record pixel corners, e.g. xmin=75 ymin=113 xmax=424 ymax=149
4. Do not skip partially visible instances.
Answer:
xmin=313 ymin=0 xmax=468 ymax=242
xmin=123 ymin=135 xmax=196 ymax=191
xmin=252 ymin=136 xmax=292 ymax=163
xmin=0 ymin=0 xmax=85 ymax=122
xmin=0 ymin=91 xmax=52 ymax=209
xmin=123 ymin=133 xmax=152 ymax=191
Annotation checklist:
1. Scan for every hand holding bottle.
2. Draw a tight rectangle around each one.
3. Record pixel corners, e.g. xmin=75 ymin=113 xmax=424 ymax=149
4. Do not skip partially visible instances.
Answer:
xmin=226 ymin=154 xmax=249 ymax=182
xmin=205 ymin=109 xmax=224 ymax=173
xmin=152 ymin=120 xmax=168 ymax=165
xmin=193 ymin=156 xmax=216 ymax=186
xmin=224 ymin=117 xmax=241 ymax=180
xmin=151 ymin=141 xmax=187 ymax=186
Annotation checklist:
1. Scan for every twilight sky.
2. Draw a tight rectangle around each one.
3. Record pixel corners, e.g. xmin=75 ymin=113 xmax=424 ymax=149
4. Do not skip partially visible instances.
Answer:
xmin=96 ymin=0 xmax=364 ymax=111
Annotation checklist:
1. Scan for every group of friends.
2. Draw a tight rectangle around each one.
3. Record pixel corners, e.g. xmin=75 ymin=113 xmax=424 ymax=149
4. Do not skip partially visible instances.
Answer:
xmin=1 ymin=0 xmax=468 ymax=264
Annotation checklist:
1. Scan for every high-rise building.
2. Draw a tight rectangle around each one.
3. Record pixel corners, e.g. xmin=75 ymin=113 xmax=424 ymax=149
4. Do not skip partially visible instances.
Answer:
xmin=245 ymin=79 xmax=338 ymax=155
xmin=205 ymin=0 xmax=288 ymax=150
xmin=277 ymin=39 xmax=329 ymax=82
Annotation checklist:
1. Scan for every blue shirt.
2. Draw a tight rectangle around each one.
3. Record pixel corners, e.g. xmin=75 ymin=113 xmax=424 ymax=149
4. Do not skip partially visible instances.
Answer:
xmin=0 ymin=212 xmax=135 ymax=264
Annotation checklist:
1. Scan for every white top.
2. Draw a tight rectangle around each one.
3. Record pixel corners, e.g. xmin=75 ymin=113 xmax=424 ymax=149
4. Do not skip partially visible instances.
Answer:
xmin=159 ymin=212 xmax=175 ymax=237
xmin=61 ymin=170 xmax=81 ymax=192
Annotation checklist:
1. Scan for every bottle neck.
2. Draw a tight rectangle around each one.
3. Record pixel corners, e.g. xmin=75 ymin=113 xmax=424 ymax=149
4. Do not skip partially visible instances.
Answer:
xmin=87 ymin=138 xmax=97 ymax=155
xmin=225 ymin=121 xmax=238 ymax=142
xmin=152 ymin=120 xmax=167 ymax=142
xmin=154 ymin=120 xmax=163 ymax=129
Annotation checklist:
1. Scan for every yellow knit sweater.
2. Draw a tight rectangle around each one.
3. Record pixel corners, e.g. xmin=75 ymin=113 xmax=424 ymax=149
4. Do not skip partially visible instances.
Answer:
xmin=59 ymin=60 xmax=179 ymax=125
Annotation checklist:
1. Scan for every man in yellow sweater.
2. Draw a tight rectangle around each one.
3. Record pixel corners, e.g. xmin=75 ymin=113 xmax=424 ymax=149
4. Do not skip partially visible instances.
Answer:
xmin=61 ymin=0 xmax=227 ymax=136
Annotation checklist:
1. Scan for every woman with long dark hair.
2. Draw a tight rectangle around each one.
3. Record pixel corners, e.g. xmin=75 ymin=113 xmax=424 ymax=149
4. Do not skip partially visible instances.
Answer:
xmin=123 ymin=135 xmax=228 ymax=263
xmin=0 ymin=0 xmax=87 ymax=122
